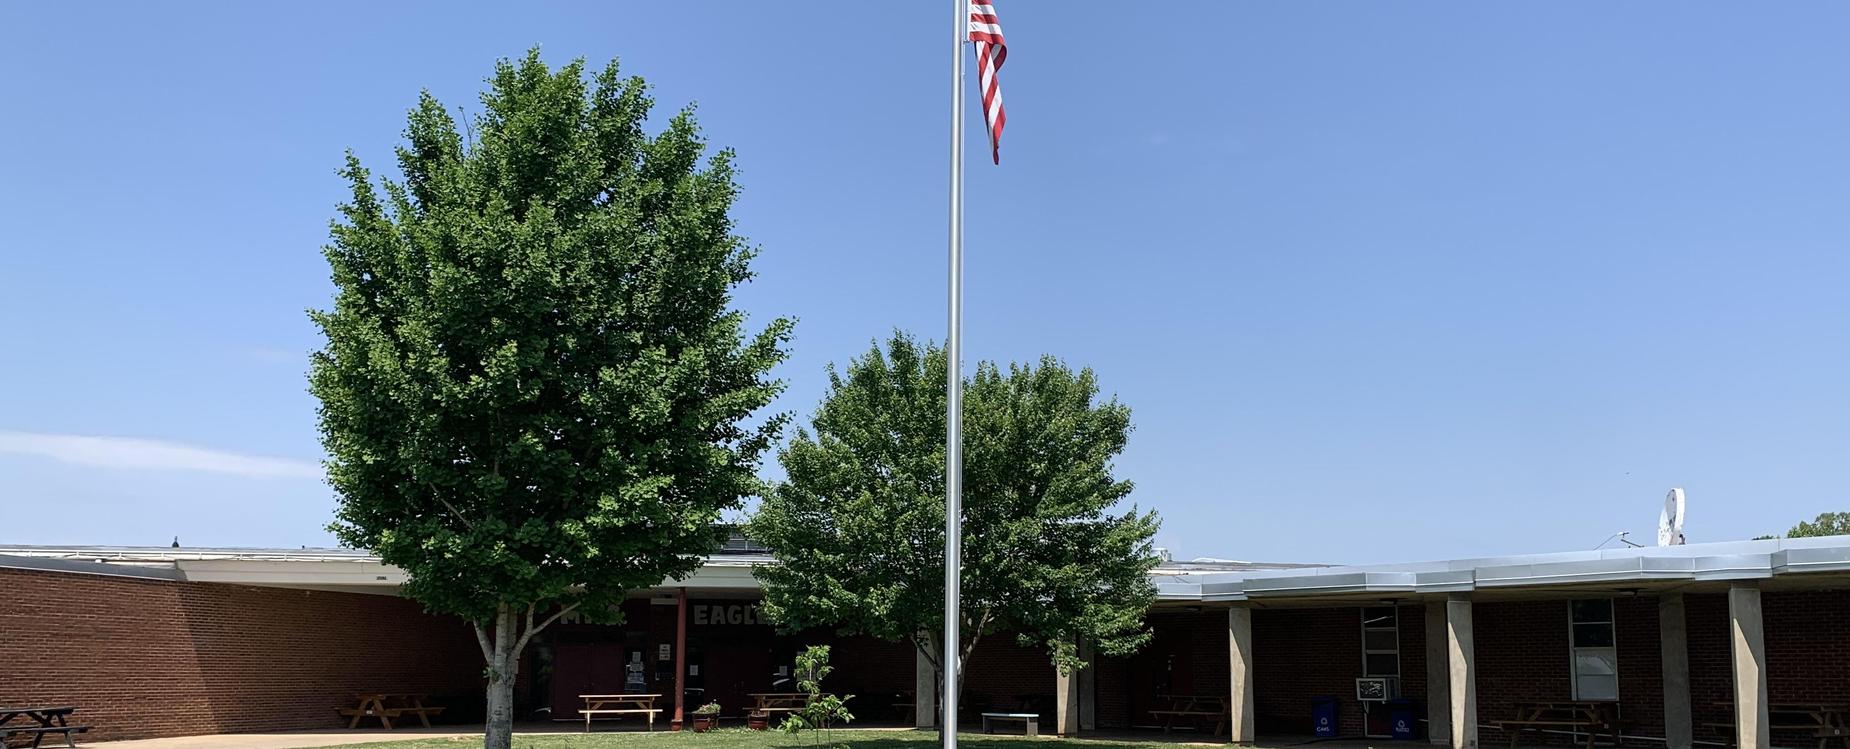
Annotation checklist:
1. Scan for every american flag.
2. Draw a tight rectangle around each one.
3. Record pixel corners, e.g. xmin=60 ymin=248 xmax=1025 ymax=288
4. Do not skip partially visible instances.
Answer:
xmin=967 ymin=0 xmax=1008 ymax=164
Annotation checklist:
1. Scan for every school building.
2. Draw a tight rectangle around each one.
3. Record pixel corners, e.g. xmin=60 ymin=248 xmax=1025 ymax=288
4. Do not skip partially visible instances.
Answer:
xmin=3 ymin=535 xmax=1849 ymax=747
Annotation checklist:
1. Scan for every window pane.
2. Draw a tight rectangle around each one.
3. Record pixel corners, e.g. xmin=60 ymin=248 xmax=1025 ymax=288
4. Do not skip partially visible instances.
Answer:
xmin=1571 ymin=599 xmax=1613 ymax=624
xmin=1362 ymin=607 xmax=1397 ymax=628
xmin=1365 ymin=653 xmax=1400 ymax=676
xmin=1575 ymin=674 xmax=1618 ymax=701
xmin=1365 ymin=630 xmax=1398 ymax=651
xmin=1573 ymin=622 xmax=1615 ymax=648
xmin=1574 ymin=650 xmax=1618 ymax=677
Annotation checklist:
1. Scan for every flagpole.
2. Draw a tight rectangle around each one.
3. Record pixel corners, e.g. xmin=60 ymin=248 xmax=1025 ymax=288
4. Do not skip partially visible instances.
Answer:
xmin=943 ymin=0 xmax=965 ymax=747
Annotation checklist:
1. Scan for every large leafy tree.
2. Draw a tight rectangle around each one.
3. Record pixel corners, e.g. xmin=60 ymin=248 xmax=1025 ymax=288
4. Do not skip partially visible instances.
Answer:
xmin=1784 ymin=512 xmax=1850 ymax=538
xmin=749 ymin=332 xmax=1160 ymax=718
xmin=310 ymin=50 xmax=791 ymax=749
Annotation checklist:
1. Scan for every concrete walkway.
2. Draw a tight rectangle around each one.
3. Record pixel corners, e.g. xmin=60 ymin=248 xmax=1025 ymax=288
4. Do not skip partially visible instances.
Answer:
xmin=79 ymin=724 xmax=589 ymax=749
xmin=81 ymin=728 xmax=470 ymax=748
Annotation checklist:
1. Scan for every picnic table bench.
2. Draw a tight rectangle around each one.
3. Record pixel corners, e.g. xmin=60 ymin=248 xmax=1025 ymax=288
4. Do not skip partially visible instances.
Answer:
xmin=982 ymin=712 xmax=1040 ymax=736
xmin=337 ymin=693 xmax=444 ymax=729
xmin=579 ymin=694 xmax=661 ymax=733
xmin=1149 ymin=694 xmax=1229 ymax=735
xmin=1497 ymin=701 xmax=1626 ymax=749
xmin=1705 ymin=702 xmax=1850 ymax=749
xmin=0 ymin=706 xmax=90 ymax=749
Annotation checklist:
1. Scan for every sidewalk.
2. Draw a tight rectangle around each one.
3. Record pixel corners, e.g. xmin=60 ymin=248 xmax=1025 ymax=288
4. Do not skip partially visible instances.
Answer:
xmin=80 ymin=723 xmax=586 ymax=749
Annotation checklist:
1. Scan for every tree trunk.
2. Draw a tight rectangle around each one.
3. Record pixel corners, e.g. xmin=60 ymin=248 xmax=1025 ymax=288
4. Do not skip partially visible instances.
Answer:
xmin=484 ymin=605 xmax=519 ymax=749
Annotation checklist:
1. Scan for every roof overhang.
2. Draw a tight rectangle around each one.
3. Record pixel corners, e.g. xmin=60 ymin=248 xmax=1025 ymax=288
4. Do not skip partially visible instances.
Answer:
xmin=1157 ymin=537 xmax=1850 ymax=606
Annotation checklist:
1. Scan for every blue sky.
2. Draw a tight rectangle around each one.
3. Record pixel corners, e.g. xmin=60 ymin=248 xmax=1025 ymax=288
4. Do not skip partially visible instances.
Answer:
xmin=2 ymin=3 xmax=1847 ymax=565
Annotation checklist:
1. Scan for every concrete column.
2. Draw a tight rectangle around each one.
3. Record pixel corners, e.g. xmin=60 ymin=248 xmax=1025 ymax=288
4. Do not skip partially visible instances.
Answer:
xmin=915 ymin=641 xmax=937 ymax=728
xmin=1446 ymin=593 xmax=1478 ymax=749
xmin=1426 ymin=600 xmax=1452 ymax=745
xmin=1660 ymin=593 xmax=1693 ymax=749
xmin=1229 ymin=606 xmax=1256 ymax=745
xmin=1729 ymin=584 xmax=1770 ymax=749
xmin=1078 ymin=639 xmax=1097 ymax=731
xmin=1056 ymin=662 xmax=1081 ymax=736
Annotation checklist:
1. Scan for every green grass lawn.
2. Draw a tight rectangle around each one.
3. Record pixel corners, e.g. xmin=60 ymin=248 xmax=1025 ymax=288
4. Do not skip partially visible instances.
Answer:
xmin=318 ymin=728 xmax=1223 ymax=749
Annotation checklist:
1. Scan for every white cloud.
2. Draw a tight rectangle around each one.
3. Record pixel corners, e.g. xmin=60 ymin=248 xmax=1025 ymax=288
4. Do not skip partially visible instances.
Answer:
xmin=0 ymin=431 xmax=322 ymax=480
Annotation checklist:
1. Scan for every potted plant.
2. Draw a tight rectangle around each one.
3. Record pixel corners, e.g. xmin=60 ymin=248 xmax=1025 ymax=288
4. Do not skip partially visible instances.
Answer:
xmin=747 ymin=709 xmax=771 ymax=731
xmin=692 ymin=702 xmax=722 ymax=732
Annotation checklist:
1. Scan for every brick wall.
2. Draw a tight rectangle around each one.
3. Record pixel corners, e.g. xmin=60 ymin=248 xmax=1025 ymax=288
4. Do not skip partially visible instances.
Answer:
xmin=0 ymin=566 xmax=482 ymax=742
xmin=1688 ymin=589 xmax=1850 ymax=746
xmin=962 ymin=632 xmax=1056 ymax=721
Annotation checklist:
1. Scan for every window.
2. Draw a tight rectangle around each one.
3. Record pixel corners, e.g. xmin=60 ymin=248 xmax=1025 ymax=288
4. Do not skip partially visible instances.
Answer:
xmin=1570 ymin=599 xmax=1618 ymax=700
xmin=1362 ymin=607 xmax=1400 ymax=677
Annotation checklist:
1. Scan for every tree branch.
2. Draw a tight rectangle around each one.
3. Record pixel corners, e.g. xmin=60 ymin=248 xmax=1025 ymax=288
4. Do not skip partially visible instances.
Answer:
xmin=473 ymin=621 xmax=494 ymax=663
xmin=436 ymin=494 xmax=476 ymax=529
xmin=514 ymin=602 xmax=581 ymax=655
xmin=420 ymin=475 xmax=475 ymax=530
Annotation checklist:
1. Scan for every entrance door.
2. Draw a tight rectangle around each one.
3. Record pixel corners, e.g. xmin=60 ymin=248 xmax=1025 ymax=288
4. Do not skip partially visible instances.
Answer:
xmin=1127 ymin=619 xmax=1195 ymax=728
xmin=551 ymin=642 xmax=629 ymax=718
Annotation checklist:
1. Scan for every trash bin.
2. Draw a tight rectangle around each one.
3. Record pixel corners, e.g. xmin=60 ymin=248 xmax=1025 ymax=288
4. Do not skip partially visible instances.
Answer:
xmin=1312 ymin=696 xmax=1340 ymax=737
xmin=1388 ymin=699 xmax=1417 ymax=740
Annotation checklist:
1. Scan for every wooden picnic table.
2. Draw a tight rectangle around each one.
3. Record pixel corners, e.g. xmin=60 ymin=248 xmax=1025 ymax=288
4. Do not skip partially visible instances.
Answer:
xmin=0 ymin=706 xmax=90 ymax=749
xmin=1498 ymin=701 xmax=1625 ymax=749
xmin=1149 ymin=694 xmax=1229 ymax=735
xmin=749 ymin=692 xmax=819 ymax=714
xmin=338 ymin=693 xmax=444 ymax=729
xmin=579 ymin=694 xmax=661 ymax=733
xmin=750 ymin=693 xmax=843 ymax=728
xmin=1706 ymin=702 xmax=1850 ymax=749
xmin=891 ymin=691 xmax=917 ymax=724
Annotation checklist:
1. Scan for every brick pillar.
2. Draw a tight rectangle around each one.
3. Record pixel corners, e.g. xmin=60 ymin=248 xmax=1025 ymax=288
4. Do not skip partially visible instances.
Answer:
xmin=1446 ymin=593 xmax=1478 ymax=749
xmin=1426 ymin=600 xmax=1451 ymax=745
xmin=1078 ymin=638 xmax=1096 ymax=731
xmin=1660 ymin=593 xmax=1693 ymax=749
xmin=1229 ymin=606 xmax=1256 ymax=744
xmin=915 ymin=640 xmax=938 ymax=728
xmin=1729 ymin=584 xmax=1769 ymax=749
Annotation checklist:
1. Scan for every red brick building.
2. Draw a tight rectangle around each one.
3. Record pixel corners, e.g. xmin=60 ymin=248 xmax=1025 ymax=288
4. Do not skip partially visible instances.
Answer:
xmin=3 ymin=537 xmax=1847 ymax=749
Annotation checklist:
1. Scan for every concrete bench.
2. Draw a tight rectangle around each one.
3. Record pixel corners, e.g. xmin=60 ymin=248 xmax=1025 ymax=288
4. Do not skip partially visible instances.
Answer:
xmin=581 ymin=708 xmax=661 ymax=732
xmin=982 ymin=712 xmax=1040 ymax=737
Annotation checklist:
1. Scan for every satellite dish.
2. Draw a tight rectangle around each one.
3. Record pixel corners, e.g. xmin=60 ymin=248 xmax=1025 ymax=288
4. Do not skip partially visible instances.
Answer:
xmin=1657 ymin=488 xmax=1687 ymax=546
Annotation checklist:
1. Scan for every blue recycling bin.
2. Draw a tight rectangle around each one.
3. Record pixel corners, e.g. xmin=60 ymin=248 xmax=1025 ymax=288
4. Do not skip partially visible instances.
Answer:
xmin=1388 ymin=699 xmax=1417 ymax=740
xmin=1312 ymin=696 xmax=1340 ymax=737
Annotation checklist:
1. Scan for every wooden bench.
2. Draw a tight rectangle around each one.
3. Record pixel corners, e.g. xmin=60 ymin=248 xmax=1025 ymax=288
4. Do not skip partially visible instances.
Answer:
xmin=982 ymin=712 xmax=1040 ymax=737
xmin=338 ymin=693 xmax=445 ymax=729
xmin=1498 ymin=702 xmax=1624 ymax=749
xmin=1 ymin=706 xmax=89 ymax=749
xmin=580 ymin=694 xmax=661 ymax=732
xmin=1149 ymin=694 xmax=1229 ymax=735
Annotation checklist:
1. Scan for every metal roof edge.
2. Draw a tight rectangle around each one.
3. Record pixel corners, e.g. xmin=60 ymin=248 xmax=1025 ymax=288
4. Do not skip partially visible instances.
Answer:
xmin=0 ymin=553 xmax=186 ymax=581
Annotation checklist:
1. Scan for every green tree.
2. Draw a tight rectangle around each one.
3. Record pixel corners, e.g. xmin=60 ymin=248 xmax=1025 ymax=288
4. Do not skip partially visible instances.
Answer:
xmin=1783 ymin=512 xmax=1850 ymax=538
xmin=309 ymin=50 xmax=791 ymax=749
xmin=749 ymin=332 xmax=1160 ymax=723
